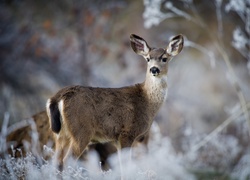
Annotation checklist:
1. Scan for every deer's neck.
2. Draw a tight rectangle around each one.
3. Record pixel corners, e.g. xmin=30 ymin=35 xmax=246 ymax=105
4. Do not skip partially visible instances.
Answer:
xmin=142 ymin=74 xmax=168 ymax=113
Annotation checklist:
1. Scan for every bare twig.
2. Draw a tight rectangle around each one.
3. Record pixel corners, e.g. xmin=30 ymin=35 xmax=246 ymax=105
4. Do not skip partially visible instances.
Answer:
xmin=215 ymin=41 xmax=250 ymax=137
xmin=190 ymin=103 xmax=250 ymax=153
xmin=6 ymin=118 xmax=32 ymax=135
xmin=184 ymin=38 xmax=216 ymax=68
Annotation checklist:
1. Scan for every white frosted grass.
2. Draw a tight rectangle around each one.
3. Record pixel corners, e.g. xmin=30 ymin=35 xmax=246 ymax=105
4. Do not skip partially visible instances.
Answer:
xmin=106 ymin=137 xmax=195 ymax=180
xmin=143 ymin=0 xmax=202 ymax=29
xmin=225 ymin=0 xmax=249 ymax=22
xmin=232 ymin=27 xmax=248 ymax=58
xmin=1 ymin=115 xmax=248 ymax=179
xmin=225 ymin=0 xmax=250 ymax=61
xmin=0 ymin=126 xmax=195 ymax=180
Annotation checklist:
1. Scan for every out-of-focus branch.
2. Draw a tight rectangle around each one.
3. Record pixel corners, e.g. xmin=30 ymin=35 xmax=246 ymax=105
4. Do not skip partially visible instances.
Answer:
xmin=184 ymin=38 xmax=216 ymax=68
xmin=213 ymin=40 xmax=250 ymax=138
xmin=195 ymin=1 xmax=250 ymax=136
xmin=189 ymin=103 xmax=250 ymax=153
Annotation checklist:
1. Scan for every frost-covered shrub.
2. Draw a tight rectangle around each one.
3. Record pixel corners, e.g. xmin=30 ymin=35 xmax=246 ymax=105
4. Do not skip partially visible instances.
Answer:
xmin=0 ymin=123 xmax=195 ymax=180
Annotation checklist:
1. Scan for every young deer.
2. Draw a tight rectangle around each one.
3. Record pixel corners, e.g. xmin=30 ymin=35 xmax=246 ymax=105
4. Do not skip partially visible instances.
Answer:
xmin=4 ymin=110 xmax=148 ymax=171
xmin=46 ymin=34 xmax=184 ymax=173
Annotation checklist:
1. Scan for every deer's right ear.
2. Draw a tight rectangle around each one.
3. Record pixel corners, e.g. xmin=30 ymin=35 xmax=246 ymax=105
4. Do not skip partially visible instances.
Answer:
xmin=166 ymin=34 xmax=184 ymax=57
xmin=130 ymin=34 xmax=150 ymax=56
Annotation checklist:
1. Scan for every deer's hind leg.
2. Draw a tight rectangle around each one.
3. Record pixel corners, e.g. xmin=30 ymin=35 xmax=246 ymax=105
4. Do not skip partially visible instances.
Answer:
xmin=62 ymin=127 xmax=94 ymax=168
xmin=54 ymin=137 xmax=71 ymax=171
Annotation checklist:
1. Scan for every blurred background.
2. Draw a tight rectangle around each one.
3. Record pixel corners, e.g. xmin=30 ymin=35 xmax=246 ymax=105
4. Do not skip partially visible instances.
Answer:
xmin=0 ymin=0 xmax=249 ymax=178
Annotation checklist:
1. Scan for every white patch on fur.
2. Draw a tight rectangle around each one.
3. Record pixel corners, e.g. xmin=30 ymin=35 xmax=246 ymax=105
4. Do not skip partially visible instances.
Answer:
xmin=149 ymin=75 xmax=168 ymax=102
xmin=58 ymin=100 xmax=64 ymax=123
xmin=161 ymin=75 xmax=168 ymax=83
xmin=46 ymin=99 xmax=51 ymax=123
xmin=137 ymin=38 xmax=150 ymax=54
xmin=57 ymin=100 xmax=64 ymax=139
xmin=46 ymin=99 xmax=61 ymax=139
xmin=57 ymin=99 xmax=71 ymax=139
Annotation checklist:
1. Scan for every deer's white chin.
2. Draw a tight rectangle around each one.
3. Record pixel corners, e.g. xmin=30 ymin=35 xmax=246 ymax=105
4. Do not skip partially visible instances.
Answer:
xmin=150 ymin=72 xmax=160 ymax=77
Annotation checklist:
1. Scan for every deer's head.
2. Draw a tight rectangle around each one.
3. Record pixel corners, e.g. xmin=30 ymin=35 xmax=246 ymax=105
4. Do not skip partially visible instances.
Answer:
xmin=130 ymin=34 xmax=184 ymax=77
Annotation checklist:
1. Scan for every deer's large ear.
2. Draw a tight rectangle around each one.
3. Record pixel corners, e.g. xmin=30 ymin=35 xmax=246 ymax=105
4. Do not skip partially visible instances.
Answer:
xmin=166 ymin=34 xmax=184 ymax=56
xmin=130 ymin=34 xmax=151 ymax=56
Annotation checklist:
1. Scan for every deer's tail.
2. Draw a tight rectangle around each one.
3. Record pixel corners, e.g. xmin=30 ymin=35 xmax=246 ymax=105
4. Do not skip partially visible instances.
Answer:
xmin=47 ymin=99 xmax=61 ymax=134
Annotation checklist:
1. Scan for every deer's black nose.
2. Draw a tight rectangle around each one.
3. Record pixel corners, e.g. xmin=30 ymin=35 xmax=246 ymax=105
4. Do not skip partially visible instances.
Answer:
xmin=150 ymin=67 xmax=160 ymax=76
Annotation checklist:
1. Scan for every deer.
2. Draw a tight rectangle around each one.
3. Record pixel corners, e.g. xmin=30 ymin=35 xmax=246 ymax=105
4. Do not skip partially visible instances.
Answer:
xmin=4 ymin=110 xmax=153 ymax=171
xmin=46 ymin=33 xmax=184 ymax=176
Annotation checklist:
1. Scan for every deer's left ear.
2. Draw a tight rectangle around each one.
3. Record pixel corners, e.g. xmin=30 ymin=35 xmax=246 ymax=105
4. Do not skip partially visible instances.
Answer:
xmin=166 ymin=34 xmax=184 ymax=56
xmin=130 ymin=34 xmax=151 ymax=57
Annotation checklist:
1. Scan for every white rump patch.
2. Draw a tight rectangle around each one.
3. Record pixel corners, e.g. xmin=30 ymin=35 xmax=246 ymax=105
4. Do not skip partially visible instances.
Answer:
xmin=46 ymin=99 xmax=51 ymax=121
xmin=57 ymin=99 xmax=71 ymax=139
xmin=58 ymin=100 xmax=64 ymax=123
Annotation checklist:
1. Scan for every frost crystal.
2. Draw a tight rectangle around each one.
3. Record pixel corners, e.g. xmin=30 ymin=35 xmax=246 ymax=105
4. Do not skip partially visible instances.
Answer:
xmin=232 ymin=27 xmax=248 ymax=58
xmin=143 ymin=0 xmax=175 ymax=28
xmin=225 ymin=0 xmax=250 ymax=31
xmin=225 ymin=0 xmax=248 ymax=14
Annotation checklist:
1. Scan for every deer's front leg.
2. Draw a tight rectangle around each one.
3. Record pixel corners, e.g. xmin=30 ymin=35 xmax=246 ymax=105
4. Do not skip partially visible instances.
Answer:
xmin=116 ymin=135 xmax=134 ymax=180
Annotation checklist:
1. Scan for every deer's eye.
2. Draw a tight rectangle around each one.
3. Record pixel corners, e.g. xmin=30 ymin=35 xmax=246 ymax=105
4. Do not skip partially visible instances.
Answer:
xmin=146 ymin=58 xmax=150 ymax=62
xmin=162 ymin=58 xmax=167 ymax=62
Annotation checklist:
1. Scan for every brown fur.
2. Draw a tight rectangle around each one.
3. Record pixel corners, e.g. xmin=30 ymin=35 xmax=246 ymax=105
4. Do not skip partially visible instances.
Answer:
xmin=46 ymin=34 xmax=184 ymax=170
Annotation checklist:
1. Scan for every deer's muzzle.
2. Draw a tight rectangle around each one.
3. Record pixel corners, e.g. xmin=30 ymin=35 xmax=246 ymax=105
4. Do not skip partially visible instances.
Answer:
xmin=150 ymin=67 xmax=160 ymax=76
